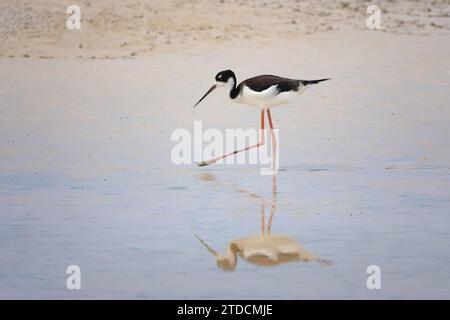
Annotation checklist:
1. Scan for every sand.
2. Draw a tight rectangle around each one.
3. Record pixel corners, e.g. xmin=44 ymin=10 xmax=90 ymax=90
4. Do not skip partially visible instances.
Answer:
xmin=0 ymin=0 xmax=450 ymax=299
xmin=0 ymin=0 xmax=449 ymax=59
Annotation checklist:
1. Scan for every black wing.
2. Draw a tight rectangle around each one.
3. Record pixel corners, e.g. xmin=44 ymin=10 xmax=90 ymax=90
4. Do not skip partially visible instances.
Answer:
xmin=238 ymin=75 xmax=301 ymax=93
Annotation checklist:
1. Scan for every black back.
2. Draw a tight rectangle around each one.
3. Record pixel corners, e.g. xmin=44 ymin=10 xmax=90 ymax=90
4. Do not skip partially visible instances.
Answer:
xmin=238 ymin=75 xmax=301 ymax=93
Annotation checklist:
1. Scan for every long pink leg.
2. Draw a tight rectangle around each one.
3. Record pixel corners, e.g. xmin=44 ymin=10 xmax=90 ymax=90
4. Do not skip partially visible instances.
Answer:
xmin=266 ymin=109 xmax=278 ymax=171
xmin=261 ymin=203 xmax=266 ymax=238
xmin=267 ymin=175 xmax=277 ymax=236
xmin=266 ymin=109 xmax=277 ymax=148
xmin=197 ymin=109 xmax=266 ymax=166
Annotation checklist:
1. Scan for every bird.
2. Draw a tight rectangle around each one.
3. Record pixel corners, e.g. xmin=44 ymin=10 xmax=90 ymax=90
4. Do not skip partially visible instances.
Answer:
xmin=194 ymin=173 xmax=331 ymax=271
xmin=193 ymin=69 xmax=330 ymax=167
xmin=195 ymin=233 xmax=318 ymax=271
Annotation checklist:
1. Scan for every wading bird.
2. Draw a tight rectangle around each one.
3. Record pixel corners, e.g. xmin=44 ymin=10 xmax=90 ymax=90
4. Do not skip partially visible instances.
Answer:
xmin=193 ymin=70 xmax=330 ymax=166
xmin=195 ymin=173 xmax=331 ymax=271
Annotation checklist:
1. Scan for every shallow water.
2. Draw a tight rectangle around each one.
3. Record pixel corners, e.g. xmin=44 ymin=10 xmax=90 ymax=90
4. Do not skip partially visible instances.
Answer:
xmin=0 ymin=31 xmax=449 ymax=299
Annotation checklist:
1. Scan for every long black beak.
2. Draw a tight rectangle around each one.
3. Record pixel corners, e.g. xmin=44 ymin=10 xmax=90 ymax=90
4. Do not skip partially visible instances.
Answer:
xmin=193 ymin=84 xmax=217 ymax=108
xmin=194 ymin=234 xmax=218 ymax=256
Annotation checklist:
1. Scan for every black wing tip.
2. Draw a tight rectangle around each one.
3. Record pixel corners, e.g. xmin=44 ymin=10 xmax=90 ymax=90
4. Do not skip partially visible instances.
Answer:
xmin=303 ymin=78 xmax=331 ymax=85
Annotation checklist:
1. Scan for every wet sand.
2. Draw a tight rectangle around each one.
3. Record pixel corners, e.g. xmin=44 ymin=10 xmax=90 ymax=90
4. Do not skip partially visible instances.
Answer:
xmin=1 ymin=2 xmax=450 ymax=299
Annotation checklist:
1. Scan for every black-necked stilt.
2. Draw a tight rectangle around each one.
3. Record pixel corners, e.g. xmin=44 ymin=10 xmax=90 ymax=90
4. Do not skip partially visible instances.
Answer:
xmin=193 ymin=70 xmax=330 ymax=167
xmin=195 ymin=173 xmax=330 ymax=271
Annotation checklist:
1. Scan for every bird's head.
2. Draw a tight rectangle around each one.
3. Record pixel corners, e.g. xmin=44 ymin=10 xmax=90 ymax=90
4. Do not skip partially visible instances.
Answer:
xmin=193 ymin=69 xmax=236 ymax=108
xmin=215 ymin=70 xmax=236 ymax=87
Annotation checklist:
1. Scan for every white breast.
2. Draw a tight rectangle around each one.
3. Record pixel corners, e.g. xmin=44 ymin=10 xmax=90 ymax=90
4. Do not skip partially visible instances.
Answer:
xmin=235 ymin=85 xmax=306 ymax=109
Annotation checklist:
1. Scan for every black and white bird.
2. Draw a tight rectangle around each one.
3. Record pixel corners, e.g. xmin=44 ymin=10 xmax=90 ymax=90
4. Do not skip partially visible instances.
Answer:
xmin=193 ymin=70 xmax=330 ymax=167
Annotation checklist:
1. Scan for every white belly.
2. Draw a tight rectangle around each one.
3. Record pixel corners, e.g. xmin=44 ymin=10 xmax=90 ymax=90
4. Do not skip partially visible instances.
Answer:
xmin=233 ymin=85 xmax=307 ymax=109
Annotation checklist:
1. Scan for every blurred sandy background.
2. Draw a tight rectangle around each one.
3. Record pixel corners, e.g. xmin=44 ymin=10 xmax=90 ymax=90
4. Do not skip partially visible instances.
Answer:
xmin=1 ymin=0 xmax=450 ymax=299
xmin=0 ymin=0 xmax=449 ymax=59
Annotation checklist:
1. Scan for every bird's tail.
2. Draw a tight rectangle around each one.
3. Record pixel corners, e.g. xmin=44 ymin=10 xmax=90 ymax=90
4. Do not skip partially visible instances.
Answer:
xmin=302 ymin=78 xmax=331 ymax=86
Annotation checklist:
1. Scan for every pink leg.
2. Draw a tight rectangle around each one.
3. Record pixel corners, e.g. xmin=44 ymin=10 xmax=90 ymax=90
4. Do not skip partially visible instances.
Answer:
xmin=197 ymin=109 xmax=265 ymax=166
xmin=261 ymin=203 xmax=266 ymax=238
xmin=266 ymin=109 xmax=277 ymax=148
xmin=267 ymin=206 xmax=274 ymax=236
xmin=267 ymin=175 xmax=277 ymax=236
xmin=266 ymin=109 xmax=277 ymax=171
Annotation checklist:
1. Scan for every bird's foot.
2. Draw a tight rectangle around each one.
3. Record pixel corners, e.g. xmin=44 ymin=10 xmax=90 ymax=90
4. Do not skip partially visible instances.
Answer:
xmin=195 ymin=160 xmax=213 ymax=167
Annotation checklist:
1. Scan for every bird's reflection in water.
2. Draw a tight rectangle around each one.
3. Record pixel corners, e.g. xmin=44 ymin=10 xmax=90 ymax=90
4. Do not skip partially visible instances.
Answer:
xmin=196 ymin=173 xmax=331 ymax=271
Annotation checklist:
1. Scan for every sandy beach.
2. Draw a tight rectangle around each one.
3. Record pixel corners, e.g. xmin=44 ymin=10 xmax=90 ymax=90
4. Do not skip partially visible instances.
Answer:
xmin=0 ymin=0 xmax=450 ymax=299
xmin=1 ymin=0 xmax=449 ymax=59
